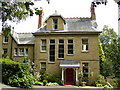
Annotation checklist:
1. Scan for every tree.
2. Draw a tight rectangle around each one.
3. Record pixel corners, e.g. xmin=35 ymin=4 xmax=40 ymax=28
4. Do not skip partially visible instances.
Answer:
xmin=100 ymin=26 xmax=120 ymax=77
xmin=0 ymin=0 xmax=49 ymax=33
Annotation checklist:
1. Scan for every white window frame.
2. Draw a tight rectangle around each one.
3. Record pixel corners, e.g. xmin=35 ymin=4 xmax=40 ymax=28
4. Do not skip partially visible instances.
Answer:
xmin=52 ymin=18 xmax=58 ymax=30
xmin=3 ymin=48 xmax=8 ymax=54
xmin=58 ymin=39 xmax=64 ymax=59
xmin=67 ymin=39 xmax=74 ymax=55
xmin=19 ymin=48 xmax=24 ymax=56
xmin=49 ymin=39 xmax=55 ymax=63
xmin=3 ymin=36 xmax=8 ymax=43
xmin=14 ymin=48 xmax=18 ymax=56
xmin=25 ymin=48 xmax=28 ymax=56
xmin=82 ymin=38 xmax=89 ymax=52
xmin=41 ymin=39 xmax=46 ymax=52
xmin=40 ymin=61 xmax=46 ymax=71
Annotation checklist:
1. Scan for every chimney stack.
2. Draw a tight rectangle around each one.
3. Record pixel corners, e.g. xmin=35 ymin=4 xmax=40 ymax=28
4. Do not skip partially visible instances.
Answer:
xmin=38 ymin=8 xmax=44 ymax=28
xmin=91 ymin=2 xmax=96 ymax=20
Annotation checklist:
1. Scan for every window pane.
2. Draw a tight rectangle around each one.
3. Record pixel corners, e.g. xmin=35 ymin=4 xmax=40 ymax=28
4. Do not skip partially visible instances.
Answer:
xmin=82 ymin=63 xmax=88 ymax=77
xmin=68 ymin=40 xmax=73 ymax=54
xmin=19 ymin=48 xmax=24 ymax=56
xmin=82 ymin=39 xmax=88 ymax=51
xmin=41 ymin=62 xmax=46 ymax=71
xmin=68 ymin=50 xmax=73 ymax=54
xmin=14 ymin=48 xmax=18 ymax=56
xmin=4 ymin=36 xmax=8 ymax=43
xmin=25 ymin=48 xmax=28 ymax=56
xmin=41 ymin=40 xmax=46 ymax=51
xmin=58 ymin=40 xmax=64 ymax=58
xmin=49 ymin=40 xmax=55 ymax=62
xmin=3 ymin=48 xmax=7 ymax=54
xmin=68 ymin=40 xmax=73 ymax=43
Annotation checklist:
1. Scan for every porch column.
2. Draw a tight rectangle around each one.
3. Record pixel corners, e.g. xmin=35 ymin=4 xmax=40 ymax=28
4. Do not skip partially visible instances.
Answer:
xmin=62 ymin=68 xmax=64 ymax=85
xmin=76 ymin=68 xmax=79 ymax=85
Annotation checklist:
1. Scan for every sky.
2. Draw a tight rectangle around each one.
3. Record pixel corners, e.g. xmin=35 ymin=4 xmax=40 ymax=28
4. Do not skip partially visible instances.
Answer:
xmin=4 ymin=0 xmax=119 ymax=34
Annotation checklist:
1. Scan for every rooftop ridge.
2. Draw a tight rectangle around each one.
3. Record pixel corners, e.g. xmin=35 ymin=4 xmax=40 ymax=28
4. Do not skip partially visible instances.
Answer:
xmin=17 ymin=32 xmax=33 ymax=34
xmin=65 ymin=17 xmax=91 ymax=19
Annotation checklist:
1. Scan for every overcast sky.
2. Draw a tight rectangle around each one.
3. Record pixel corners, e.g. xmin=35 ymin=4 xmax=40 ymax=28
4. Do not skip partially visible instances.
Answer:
xmin=4 ymin=0 xmax=118 ymax=34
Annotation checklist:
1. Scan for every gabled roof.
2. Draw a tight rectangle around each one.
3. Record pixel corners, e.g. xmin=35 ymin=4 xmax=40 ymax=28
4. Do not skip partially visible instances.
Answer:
xmin=44 ymin=11 xmax=66 ymax=24
xmin=11 ymin=30 xmax=34 ymax=45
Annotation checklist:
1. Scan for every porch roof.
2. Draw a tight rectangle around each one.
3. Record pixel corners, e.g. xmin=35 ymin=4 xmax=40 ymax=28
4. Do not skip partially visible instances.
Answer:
xmin=60 ymin=60 xmax=80 ymax=68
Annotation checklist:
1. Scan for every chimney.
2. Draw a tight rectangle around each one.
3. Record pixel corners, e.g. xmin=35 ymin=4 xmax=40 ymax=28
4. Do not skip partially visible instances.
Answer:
xmin=91 ymin=2 xmax=96 ymax=20
xmin=38 ymin=8 xmax=44 ymax=28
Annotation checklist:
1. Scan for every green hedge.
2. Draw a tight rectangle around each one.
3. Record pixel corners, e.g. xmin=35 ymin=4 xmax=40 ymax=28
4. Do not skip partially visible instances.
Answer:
xmin=1 ymin=58 xmax=34 ymax=88
xmin=107 ymin=79 xmax=120 ymax=88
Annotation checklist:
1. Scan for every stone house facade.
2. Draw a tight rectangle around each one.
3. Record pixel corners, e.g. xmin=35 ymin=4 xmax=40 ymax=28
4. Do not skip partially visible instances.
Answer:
xmin=1 ymin=3 xmax=101 ymax=85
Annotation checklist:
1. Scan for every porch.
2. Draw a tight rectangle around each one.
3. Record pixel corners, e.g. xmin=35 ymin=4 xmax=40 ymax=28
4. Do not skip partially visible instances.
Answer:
xmin=60 ymin=60 xmax=80 ymax=85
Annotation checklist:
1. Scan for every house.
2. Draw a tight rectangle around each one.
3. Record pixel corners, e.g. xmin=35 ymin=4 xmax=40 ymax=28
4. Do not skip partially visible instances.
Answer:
xmin=1 ymin=3 xmax=101 ymax=85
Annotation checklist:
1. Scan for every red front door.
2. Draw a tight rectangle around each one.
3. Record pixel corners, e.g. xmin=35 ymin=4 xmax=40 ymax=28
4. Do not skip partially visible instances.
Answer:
xmin=65 ymin=68 xmax=74 ymax=84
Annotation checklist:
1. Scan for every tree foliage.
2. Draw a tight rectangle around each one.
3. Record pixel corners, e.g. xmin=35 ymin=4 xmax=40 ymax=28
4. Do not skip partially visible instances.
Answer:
xmin=100 ymin=26 xmax=120 ymax=77
xmin=0 ymin=0 xmax=49 ymax=33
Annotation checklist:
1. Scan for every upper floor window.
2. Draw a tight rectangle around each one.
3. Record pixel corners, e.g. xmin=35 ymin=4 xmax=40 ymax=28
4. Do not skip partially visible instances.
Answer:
xmin=58 ymin=40 xmax=64 ymax=59
xmin=82 ymin=39 xmax=88 ymax=52
xmin=4 ymin=36 xmax=8 ymax=43
xmin=49 ymin=40 xmax=55 ymax=62
xmin=68 ymin=40 xmax=74 ymax=55
xmin=41 ymin=39 xmax=46 ymax=52
xmin=53 ymin=18 xmax=58 ymax=30
xmin=19 ymin=48 xmax=24 ymax=56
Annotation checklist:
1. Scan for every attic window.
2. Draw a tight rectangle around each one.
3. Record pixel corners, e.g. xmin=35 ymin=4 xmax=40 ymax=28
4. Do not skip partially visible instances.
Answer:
xmin=53 ymin=18 xmax=58 ymax=30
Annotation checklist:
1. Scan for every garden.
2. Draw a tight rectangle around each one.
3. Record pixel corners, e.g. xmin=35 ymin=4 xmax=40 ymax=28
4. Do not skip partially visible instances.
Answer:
xmin=0 ymin=57 xmax=62 ymax=88
xmin=1 ymin=56 xmax=120 ymax=89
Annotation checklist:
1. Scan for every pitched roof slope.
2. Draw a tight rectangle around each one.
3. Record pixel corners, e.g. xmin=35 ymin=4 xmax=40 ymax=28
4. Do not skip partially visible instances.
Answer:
xmin=36 ymin=17 xmax=98 ymax=33
xmin=11 ymin=30 xmax=34 ymax=45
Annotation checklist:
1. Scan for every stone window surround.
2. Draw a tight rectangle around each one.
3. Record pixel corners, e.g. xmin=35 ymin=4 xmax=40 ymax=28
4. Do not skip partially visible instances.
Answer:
xmin=3 ymin=36 xmax=8 ymax=43
xmin=41 ymin=39 xmax=47 ymax=52
xmin=14 ymin=48 xmax=28 ymax=56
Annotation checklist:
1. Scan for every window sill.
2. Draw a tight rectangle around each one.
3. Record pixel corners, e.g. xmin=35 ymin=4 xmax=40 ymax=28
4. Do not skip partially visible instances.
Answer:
xmin=67 ymin=54 xmax=74 ymax=56
xmin=3 ymin=42 xmax=8 ymax=44
xmin=58 ymin=58 xmax=64 ymax=60
xmin=48 ymin=61 xmax=55 ymax=64
xmin=40 ymin=51 xmax=47 ymax=53
xmin=14 ymin=55 xmax=24 ymax=57
xmin=81 ymin=50 xmax=89 ymax=53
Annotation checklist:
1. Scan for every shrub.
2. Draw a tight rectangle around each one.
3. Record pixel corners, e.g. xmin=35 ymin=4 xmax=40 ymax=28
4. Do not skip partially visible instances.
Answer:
xmin=46 ymin=82 xmax=59 ymax=86
xmin=43 ymin=80 xmax=48 ymax=86
xmin=1 ymin=58 xmax=34 ymax=88
xmin=95 ymin=75 xmax=107 ymax=86
xmin=107 ymin=79 xmax=120 ymax=88
xmin=34 ymin=81 xmax=43 ymax=86
xmin=39 ymin=71 xmax=62 ymax=85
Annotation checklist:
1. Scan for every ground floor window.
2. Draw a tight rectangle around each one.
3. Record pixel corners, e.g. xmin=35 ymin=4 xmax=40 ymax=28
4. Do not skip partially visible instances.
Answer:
xmin=82 ymin=63 xmax=89 ymax=77
xmin=40 ymin=62 xmax=46 ymax=71
xmin=3 ymin=48 xmax=8 ymax=55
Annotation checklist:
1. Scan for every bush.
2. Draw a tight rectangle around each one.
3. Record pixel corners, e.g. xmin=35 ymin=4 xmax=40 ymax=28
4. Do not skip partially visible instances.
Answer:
xmin=95 ymin=75 xmax=107 ymax=86
xmin=34 ymin=81 xmax=43 ymax=86
xmin=1 ymin=58 xmax=34 ymax=88
xmin=43 ymin=80 xmax=48 ymax=86
xmin=40 ymin=71 xmax=62 ymax=85
xmin=46 ymin=82 xmax=59 ymax=86
xmin=107 ymin=79 xmax=120 ymax=88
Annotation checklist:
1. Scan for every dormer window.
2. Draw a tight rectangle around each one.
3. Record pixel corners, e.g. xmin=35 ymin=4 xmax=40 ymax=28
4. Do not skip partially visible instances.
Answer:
xmin=4 ymin=36 xmax=8 ymax=43
xmin=53 ymin=18 xmax=58 ymax=30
